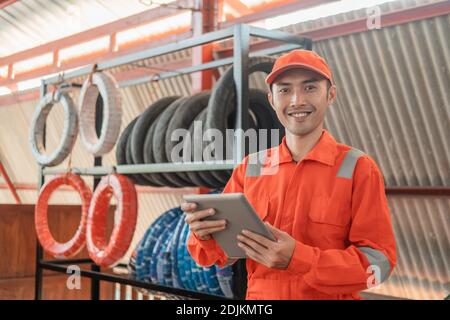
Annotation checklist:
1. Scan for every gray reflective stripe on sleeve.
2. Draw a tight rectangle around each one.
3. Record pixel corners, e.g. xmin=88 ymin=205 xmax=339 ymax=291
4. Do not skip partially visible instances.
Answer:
xmin=245 ymin=150 xmax=267 ymax=177
xmin=358 ymin=246 xmax=391 ymax=283
xmin=336 ymin=148 xmax=365 ymax=179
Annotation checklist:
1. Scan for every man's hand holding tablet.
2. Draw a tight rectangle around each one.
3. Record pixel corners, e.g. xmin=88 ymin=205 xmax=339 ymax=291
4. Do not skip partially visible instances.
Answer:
xmin=181 ymin=202 xmax=226 ymax=241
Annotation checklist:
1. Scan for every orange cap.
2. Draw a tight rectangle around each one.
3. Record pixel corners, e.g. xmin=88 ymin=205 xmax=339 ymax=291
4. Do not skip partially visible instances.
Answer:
xmin=265 ymin=50 xmax=333 ymax=85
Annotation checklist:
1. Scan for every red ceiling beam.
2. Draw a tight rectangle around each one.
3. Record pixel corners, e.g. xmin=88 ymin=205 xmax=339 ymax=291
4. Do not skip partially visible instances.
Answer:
xmin=219 ymin=0 xmax=450 ymax=31
xmin=0 ymin=56 xmax=194 ymax=107
xmin=0 ymin=0 xmax=17 ymax=10
xmin=225 ymin=0 xmax=253 ymax=16
xmin=113 ymin=58 xmax=193 ymax=83
xmin=0 ymin=89 xmax=40 ymax=106
xmin=191 ymin=0 xmax=219 ymax=94
xmin=299 ymin=0 xmax=450 ymax=41
xmin=0 ymin=0 xmax=191 ymax=65
xmin=216 ymin=1 xmax=450 ymax=55
xmin=386 ymin=187 xmax=450 ymax=196
xmin=0 ymin=0 xmax=329 ymax=88
xmin=0 ymin=30 xmax=193 ymax=88
xmin=0 ymin=159 xmax=21 ymax=204
xmin=0 ymin=182 xmax=202 ymax=195
xmin=0 ymin=0 xmax=193 ymax=86
xmin=220 ymin=0 xmax=338 ymax=29
xmin=2 ymin=183 xmax=448 ymax=196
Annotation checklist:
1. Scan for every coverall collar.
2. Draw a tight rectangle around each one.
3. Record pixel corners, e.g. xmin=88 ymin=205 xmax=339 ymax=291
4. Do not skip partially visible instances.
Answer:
xmin=268 ymin=129 xmax=337 ymax=167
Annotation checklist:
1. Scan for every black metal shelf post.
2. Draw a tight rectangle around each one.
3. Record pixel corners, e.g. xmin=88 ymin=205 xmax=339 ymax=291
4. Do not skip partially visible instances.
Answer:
xmin=90 ymin=94 xmax=104 ymax=300
xmin=34 ymin=24 xmax=312 ymax=300
xmin=34 ymin=81 xmax=47 ymax=301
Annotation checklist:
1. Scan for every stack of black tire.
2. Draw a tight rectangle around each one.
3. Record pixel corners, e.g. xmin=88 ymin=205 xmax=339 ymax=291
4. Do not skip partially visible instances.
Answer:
xmin=116 ymin=56 xmax=284 ymax=188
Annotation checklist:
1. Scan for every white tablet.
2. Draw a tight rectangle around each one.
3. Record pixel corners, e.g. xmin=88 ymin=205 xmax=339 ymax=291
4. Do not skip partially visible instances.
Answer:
xmin=182 ymin=193 xmax=276 ymax=259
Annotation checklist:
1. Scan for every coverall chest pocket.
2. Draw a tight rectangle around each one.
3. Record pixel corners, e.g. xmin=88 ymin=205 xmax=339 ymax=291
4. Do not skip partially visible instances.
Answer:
xmin=246 ymin=193 xmax=270 ymax=222
xmin=308 ymin=195 xmax=350 ymax=227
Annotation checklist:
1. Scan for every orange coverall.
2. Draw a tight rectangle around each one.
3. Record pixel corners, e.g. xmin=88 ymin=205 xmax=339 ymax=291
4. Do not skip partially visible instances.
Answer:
xmin=188 ymin=130 xmax=396 ymax=299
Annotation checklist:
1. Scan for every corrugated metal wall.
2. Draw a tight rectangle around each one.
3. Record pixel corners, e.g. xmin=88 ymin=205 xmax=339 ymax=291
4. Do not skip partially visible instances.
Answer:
xmin=368 ymin=195 xmax=449 ymax=299
xmin=276 ymin=0 xmax=450 ymax=300
xmin=0 ymin=0 xmax=448 ymax=299
xmin=316 ymin=16 xmax=450 ymax=187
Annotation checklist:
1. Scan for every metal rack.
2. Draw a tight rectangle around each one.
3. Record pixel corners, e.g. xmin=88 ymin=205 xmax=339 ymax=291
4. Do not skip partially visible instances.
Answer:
xmin=34 ymin=24 xmax=312 ymax=300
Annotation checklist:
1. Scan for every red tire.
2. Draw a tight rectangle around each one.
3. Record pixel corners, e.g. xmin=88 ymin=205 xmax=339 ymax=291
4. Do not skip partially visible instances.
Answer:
xmin=35 ymin=173 xmax=92 ymax=258
xmin=87 ymin=174 xmax=138 ymax=267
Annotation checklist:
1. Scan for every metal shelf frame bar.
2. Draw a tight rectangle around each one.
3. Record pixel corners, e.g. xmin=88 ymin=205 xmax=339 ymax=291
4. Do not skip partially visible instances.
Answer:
xmin=40 ymin=261 xmax=229 ymax=300
xmin=43 ymin=161 xmax=236 ymax=176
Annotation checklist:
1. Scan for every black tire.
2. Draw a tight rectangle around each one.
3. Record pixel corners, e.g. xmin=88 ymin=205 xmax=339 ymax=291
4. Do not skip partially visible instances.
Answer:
xmin=194 ymin=109 xmax=228 ymax=188
xmin=203 ymin=57 xmax=275 ymax=185
xmin=129 ymin=96 xmax=180 ymax=186
xmin=205 ymin=56 xmax=275 ymax=136
xmin=130 ymin=96 xmax=179 ymax=165
xmin=142 ymin=114 xmax=179 ymax=187
xmin=232 ymin=259 xmax=248 ymax=300
xmin=165 ymin=92 xmax=215 ymax=188
xmin=246 ymin=88 xmax=285 ymax=147
xmin=117 ymin=116 xmax=156 ymax=185
xmin=125 ymin=121 xmax=159 ymax=186
xmin=116 ymin=116 xmax=139 ymax=165
xmin=205 ymin=89 xmax=278 ymax=185
xmin=165 ymin=92 xmax=210 ymax=164
xmin=152 ymin=98 xmax=194 ymax=187
xmin=184 ymin=109 xmax=224 ymax=188
xmin=207 ymin=96 xmax=262 ymax=185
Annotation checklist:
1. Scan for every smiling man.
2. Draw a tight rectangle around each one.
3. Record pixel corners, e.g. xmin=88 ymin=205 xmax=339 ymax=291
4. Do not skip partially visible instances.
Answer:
xmin=183 ymin=50 xmax=397 ymax=300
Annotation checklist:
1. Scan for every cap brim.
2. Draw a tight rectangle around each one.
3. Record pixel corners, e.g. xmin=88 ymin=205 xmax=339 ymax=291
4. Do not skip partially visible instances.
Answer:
xmin=265 ymin=63 xmax=332 ymax=85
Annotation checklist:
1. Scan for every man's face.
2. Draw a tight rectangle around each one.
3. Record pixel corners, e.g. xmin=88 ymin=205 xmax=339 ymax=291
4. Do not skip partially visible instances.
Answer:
xmin=268 ymin=68 xmax=336 ymax=137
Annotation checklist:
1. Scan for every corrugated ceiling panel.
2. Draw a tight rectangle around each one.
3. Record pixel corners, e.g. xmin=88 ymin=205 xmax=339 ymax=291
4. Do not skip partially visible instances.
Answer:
xmin=0 ymin=0 xmax=169 ymax=57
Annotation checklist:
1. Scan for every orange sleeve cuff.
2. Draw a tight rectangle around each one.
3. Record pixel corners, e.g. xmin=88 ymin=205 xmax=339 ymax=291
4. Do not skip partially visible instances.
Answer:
xmin=286 ymin=240 xmax=316 ymax=275
xmin=187 ymin=232 xmax=229 ymax=268
xmin=189 ymin=232 xmax=219 ymax=250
